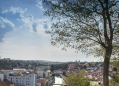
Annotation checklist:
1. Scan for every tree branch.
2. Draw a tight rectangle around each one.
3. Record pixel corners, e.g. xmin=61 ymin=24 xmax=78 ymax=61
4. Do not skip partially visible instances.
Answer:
xmin=98 ymin=0 xmax=104 ymax=9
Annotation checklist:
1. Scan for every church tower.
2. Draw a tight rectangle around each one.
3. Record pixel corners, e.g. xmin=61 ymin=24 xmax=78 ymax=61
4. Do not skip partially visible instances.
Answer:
xmin=78 ymin=60 xmax=80 ymax=65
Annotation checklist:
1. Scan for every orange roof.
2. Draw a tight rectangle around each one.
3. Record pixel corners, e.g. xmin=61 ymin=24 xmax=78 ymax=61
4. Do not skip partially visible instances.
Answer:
xmin=4 ymin=81 xmax=14 ymax=86
xmin=37 ymin=78 xmax=46 ymax=86
xmin=0 ymin=81 xmax=7 ymax=86
xmin=109 ymin=72 xmax=117 ymax=76
xmin=69 ymin=64 xmax=75 ymax=66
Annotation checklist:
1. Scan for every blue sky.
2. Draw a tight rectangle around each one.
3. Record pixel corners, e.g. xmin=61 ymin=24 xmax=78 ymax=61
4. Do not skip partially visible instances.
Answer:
xmin=0 ymin=0 xmax=100 ymax=62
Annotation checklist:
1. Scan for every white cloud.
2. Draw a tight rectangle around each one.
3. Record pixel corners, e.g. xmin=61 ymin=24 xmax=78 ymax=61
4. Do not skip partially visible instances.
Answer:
xmin=36 ymin=1 xmax=44 ymax=11
xmin=1 ymin=24 xmax=5 ymax=28
xmin=10 ymin=7 xmax=27 ymax=14
xmin=0 ymin=17 xmax=14 ymax=27
xmin=2 ymin=6 xmax=27 ymax=17
xmin=22 ymin=15 xmax=50 ymax=35
xmin=0 ymin=17 xmax=14 ymax=42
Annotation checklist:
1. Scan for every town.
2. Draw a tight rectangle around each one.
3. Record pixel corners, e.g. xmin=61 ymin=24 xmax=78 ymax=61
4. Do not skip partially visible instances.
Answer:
xmin=0 ymin=57 xmax=117 ymax=86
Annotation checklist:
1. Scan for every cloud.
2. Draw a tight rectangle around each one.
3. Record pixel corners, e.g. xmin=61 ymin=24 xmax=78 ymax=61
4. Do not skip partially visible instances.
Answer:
xmin=0 ymin=7 xmax=26 ymax=27
xmin=36 ymin=0 xmax=50 ymax=11
xmin=43 ymin=21 xmax=48 ymax=29
xmin=0 ymin=17 xmax=14 ymax=42
xmin=3 ymin=7 xmax=27 ymax=15
xmin=0 ymin=7 xmax=27 ymax=42
xmin=32 ymin=23 xmax=37 ymax=32
xmin=22 ymin=14 xmax=49 ymax=34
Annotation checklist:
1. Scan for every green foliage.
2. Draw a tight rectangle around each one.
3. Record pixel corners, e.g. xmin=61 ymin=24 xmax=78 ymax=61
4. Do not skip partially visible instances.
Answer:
xmin=44 ymin=0 xmax=119 ymax=57
xmin=0 ymin=60 xmax=49 ymax=69
xmin=109 ymin=78 xmax=119 ymax=86
xmin=63 ymin=71 xmax=66 ymax=76
xmin=51 ymin=64 xmax=54 ymax=72
xmin=52 ymin=74 xmax=55 ymax=78
xmin=51 ymin=63 xmax=69 ymax=70
xmin=110 ymin=58 xmax=119 ymax=84
xmin=81 ymin=65 xmax=87 ymax=69
xmin=63 ymin=70 xmax=90 ymax=86
xmin=43 ymin=0 xmax=119 ymax=86
xmin=113 ymin=67 xmax=117 ymax=71
xmin=111 ymin=58 xmax=119 ymax=71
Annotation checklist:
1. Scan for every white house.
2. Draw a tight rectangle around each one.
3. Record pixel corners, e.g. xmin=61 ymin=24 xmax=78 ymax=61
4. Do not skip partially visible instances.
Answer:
xmin=36 ymin=66 xmax=50 ymax=70
xmin=0 ymin=72 xmax=4 ymax=81
xmin=54 ymin=70 xmax=63 ymax=74
xmin=37 ymin=69 xmax=44 ymax=77
xmin=0 ymin=70 xmax=13 ymax=80
xmin=8 ymin=72 xmax=36 ymax=86
xmin=36 ymin=82 xmax=41 ymax=86
xmin=44 ymin=70 xmax=51 ymax=77
xmin=13 ymin=68 xmax=26 ymax=74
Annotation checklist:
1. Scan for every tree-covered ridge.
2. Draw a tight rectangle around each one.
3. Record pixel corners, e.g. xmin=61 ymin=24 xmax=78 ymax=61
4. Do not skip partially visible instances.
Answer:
xmin=0 ymin=60 xmax=48 ymax=69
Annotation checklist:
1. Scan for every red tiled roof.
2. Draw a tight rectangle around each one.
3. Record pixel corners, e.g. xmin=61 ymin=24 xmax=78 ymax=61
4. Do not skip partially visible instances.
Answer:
xmin=4 ymin=81 xmax=14 ymax=86
xmin=109 ymin=72 xmax=117 ymax=77
xmin=37 ymin=78 xmax=46 ymax=86
xmin=69 ymin=64 xmax=75 ymax=66
xmin=98 ymin=77 xmax=103 ymax=82
xmin=0 ymin=81 xmax=7 ymax=86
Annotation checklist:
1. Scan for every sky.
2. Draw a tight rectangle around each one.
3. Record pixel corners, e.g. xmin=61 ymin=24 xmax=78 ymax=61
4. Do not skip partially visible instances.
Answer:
xmin=0 ymin=0 xmax=101 ymax=62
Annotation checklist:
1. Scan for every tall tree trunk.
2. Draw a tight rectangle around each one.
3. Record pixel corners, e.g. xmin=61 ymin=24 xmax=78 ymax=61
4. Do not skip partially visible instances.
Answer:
xmin=103 ymin=48 xmax=112 ymax=86
xmin=103 ymin=56 xmax=110 ymax=86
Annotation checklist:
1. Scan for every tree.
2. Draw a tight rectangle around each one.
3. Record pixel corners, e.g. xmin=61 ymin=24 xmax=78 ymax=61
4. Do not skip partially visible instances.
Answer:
xmin=43 ymin=0 xmax=119 ymax=86
xmin=62 ymin=70 xmax=90 ymax=86
xmin=63 ymin=71 xmax=66 ymax=76
xmin=51 ymin=64 xmax=54 ymax=72
xmin=81 ymin=65 xmax=87 ymax=69
xmin=113 ymin=67 xmax=117 ymax=71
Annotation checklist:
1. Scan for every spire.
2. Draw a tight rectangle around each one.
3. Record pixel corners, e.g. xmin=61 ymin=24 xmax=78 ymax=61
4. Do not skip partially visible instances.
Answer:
xmin=78 ymin=60 xmax=80 ymax=65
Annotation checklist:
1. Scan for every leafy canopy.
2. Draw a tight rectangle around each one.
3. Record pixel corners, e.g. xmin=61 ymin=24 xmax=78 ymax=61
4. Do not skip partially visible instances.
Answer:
xmin=44 ymin=0 xmax=119 ymax=57
xmin=63 ymin=70 xmax=90 ymax=86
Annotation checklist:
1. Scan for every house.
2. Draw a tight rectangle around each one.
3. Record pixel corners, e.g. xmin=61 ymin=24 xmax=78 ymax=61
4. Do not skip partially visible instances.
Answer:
xmin=37 ymin=69 xmax=44 ymax=77
xmin=37 ymin=69 xmax=51 ymax=78
xmin=0 ymin=81 xmax=7 ymax=86
xmin=0 ymin=81 xmax=14 ymax=86
xmin=4 ymin=80 xmax=14 ymax=86
xmin=44 ymin=70 xmax=51 ymax=77
xmin=13 ymin=68 xmax=26 ymax=74
xmin=68 ymin=60 xmax=80 ymax=69
xmin=37 ymin=78 xmax=46 ymax=86
xmin=68 ymin=64 xmax=76 ymax=69
xmin=8 ymin=72 xmax=36 ymax=86
xmin=54 ymin=70 xmax=63 ymax=74
xmin=0 ymin=72 xmax=4 ymax=81
xmin=0 ymin=70 xmax=13 ymax=80
xmin=36 ymin=66 xmax=50 ymax=70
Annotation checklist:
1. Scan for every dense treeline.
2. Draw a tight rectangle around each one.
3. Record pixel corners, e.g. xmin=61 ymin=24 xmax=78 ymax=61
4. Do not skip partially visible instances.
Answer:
xmin=0 ymin=60 xmax=47 ymax=69
xmin=51 ymin=63 xmax=70 ymax=70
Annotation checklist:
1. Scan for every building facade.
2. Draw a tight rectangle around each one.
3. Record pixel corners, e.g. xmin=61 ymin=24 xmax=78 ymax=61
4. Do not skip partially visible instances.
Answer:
xmin=8 ymin=73 xmax=36 ymax=86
